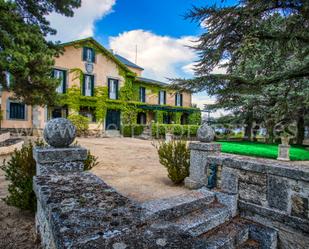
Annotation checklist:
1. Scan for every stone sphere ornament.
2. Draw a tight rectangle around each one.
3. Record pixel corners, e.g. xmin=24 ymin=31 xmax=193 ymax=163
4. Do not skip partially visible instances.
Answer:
xmin=43 ymin=118 xmax=76 ymax=148
xmin=197 ymin=121 xmax=215 ymax=142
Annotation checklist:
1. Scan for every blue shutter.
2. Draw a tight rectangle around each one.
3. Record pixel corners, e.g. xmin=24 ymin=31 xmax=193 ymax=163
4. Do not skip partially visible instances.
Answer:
xmin=62 ymin=70 xmax=67 ymax=93
xmin=91 ymin=48 xmax=95 ymax=63
xmin=158 ymin=91 xmax=161 ymax=104
xmin=175 ymin=93 xmax=178 ymax=106
xmin=108 ymin=79 xmax=111 ymax=99
xmin=164 ymin=91 xmax=166 ymax=104
xmin=180 ymin=94 xmax=183 ymax=106
xmin=82 ymin=75 xmax=86 ymax=96
xmin=115 ymin=80 xmax=119 ymax=99
xmin=91 ymin=75 xmax=94 ymax=96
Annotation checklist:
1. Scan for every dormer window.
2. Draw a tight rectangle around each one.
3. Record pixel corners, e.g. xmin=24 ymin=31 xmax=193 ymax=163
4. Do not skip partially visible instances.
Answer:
xmin=175 ymin=93 xmax=183 ymax=107
xmin=83 ymin=47 xmax=95 ymax=63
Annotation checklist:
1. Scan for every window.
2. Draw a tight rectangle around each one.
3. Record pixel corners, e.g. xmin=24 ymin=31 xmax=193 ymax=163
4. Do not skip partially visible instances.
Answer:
xmin=108 ymin=78 xmax=119 ymax=99
xmin=175 ymin=93 xmax=183 ymax=106
xmin=83 ymin=74 xmax=94 ymax=96
xmin=139 ymin=87 xmax=146 ymax=102
xmin=9 ymin=102 xmax=25 ymax=120
xmin=83 ymin=47 xmax=95 ymax=63
xmin=159 ymin=90 xmax=166 ymax=105
xmin=53 ymin=69 xmax=66 ymax=94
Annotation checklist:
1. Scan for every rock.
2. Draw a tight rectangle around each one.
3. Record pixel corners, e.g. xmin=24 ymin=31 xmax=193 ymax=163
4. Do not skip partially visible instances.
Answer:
xmin=43 ymin=118 xmax=76 ymax=148
xmin=197 ymin=122 xmax=215 ymax=142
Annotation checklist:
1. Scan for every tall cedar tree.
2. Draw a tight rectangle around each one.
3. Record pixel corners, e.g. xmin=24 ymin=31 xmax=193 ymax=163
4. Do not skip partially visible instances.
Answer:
xmin=0 ymin=0 xmax=81 ymax=105
xmin=173 ymin=0 xmax=309 ymax=143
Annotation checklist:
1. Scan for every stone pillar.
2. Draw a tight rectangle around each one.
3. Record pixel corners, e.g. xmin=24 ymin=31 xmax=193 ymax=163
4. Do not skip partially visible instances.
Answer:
xmin=185 ymin=142 xmax=221 ymax=189
xmin=277 ymin=144 xmax=290 ymax=161
xmin=33 ymin=118 xmax=87 ymax=249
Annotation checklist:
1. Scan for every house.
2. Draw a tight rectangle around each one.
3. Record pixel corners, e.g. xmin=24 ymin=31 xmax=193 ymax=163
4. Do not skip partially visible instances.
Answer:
xmin=0 ymin=37 xmax=200 ymax=134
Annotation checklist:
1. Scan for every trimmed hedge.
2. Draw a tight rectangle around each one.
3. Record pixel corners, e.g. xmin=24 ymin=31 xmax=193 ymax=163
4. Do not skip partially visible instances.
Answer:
xmin=122 ymin=125 xmax=145 ymax=137
xmin=151 ymin=124 xmax=199 ymax=137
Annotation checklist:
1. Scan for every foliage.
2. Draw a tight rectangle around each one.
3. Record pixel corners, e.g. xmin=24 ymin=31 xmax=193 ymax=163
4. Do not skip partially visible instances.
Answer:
xmin=156 ymin=140 xmax=190 ymax=184
xmin=0 ymin=140 xmax=43 ymax=211
xmin=174 ymin=112 xmax=182 ymax=124
xmin=219 ymin=141 xmax=309 ymax=161
xmin=0 ymin=0 xmax=81 ymax=105
xmin=84 ymin=150 xmax=99 ymax=171
xmin=1 ymin=139 xmax=98 ymax=212
xmin=122 ymin=125 xmax=145 ymax=137
xmin=188 ymin=111 xmax=201 ymax=125
xmin=66 ymin=85 xmax=81 ymax=112
xmin=152 ymin=124 xmax=199 ymax=137
xmin=95 ymin=86 xmax=108 ymax=125
xmin=68 ymin=114 xmax=89 ymax=136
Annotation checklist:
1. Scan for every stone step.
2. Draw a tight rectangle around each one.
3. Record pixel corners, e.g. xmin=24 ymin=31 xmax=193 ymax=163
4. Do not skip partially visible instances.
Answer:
xmin=198 ymin=218 xmax=250 ymax=248
xmin=142 ymin=188 xmax=215 ymax=221
xmin=104 ymin=130 xmax=121 ymax=137
xmin=173 ymin=202 xmax=232 ymax=237
xmin=238 ymin=240 xmax=260 ymax=249
xmin=198 ymin=217 xmax=277 ymax=249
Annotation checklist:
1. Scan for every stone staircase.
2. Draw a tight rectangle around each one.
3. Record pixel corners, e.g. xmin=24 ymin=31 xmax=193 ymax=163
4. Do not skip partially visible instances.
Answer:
xmin=142 ymin=188 xmax=278 ymax=249
xmin=138 ymin=126 xmax=152 ymax=140
xmin=104 ymin=129 xmax=121 ymax=137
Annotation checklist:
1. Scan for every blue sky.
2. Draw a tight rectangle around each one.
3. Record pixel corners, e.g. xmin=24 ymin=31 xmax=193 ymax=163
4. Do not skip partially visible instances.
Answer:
xmin=48 ymin=0 xmax=238 ymax=111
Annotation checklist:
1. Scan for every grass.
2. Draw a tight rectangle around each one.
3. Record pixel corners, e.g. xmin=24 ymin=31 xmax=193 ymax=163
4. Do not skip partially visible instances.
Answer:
xmin=217 ymin=141 xmax=309 ymax=161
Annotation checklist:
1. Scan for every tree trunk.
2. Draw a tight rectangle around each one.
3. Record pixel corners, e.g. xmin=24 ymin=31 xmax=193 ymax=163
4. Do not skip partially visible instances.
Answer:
xmin=296 ymin=114 xmax=305 ymax=145
xmin=265 ymin=120 xmax=275 ymax=144
xmin=243 ymin=113 xmax=253 ymax=141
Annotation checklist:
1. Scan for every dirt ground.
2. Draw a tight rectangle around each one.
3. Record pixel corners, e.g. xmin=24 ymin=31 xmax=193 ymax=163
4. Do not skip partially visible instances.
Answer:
xmin=78 ymin=137 xmax=190 ymax=202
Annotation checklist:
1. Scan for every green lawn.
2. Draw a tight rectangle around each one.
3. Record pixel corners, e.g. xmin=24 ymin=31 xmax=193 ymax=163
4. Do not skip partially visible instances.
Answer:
xmin=217 ymin=141 xmax=309 ymax=161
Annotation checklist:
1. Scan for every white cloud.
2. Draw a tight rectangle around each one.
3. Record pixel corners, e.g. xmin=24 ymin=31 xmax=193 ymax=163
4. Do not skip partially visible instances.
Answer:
xmin=109 ymin=30 xmax=197 ymax=82
xmin=47 ymin=0 xmax=116 ymax=42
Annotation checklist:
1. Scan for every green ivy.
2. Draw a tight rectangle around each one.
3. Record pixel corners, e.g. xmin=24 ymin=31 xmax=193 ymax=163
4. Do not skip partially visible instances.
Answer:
xmin=95 ymin=86 xmax=108 ymax=125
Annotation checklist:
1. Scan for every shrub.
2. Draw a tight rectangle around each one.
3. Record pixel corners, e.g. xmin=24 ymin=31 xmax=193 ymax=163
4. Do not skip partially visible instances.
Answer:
xmin=1 ymin=140 xmax=98 ymax=212
xmin=68 ymin=114 xmax=89 ymax=136
xmin=122 ymin=125 xmax=145 ymax=137
xmin=84 ymin=150 xmax=99 ymax=171
xmin=156 ymin=140 xmax=190 ymax=184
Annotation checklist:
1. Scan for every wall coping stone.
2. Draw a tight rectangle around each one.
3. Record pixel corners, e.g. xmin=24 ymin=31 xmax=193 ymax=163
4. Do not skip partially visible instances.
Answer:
xmin=33 ymin=146 xmax=87 ymax=164
xmin=189 ymin=142 xmax=222 ymax=152
xmin=205 ymin=153 xmax=309 ymax=182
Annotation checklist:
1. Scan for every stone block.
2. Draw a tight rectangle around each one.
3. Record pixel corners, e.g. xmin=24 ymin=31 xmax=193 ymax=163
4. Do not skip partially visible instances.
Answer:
xmin=189 ymin=142 xmax=221 ymax=153
xmin=221 ymin=166 xmax=238 ymax=194
xmin=184 ymin=177 xmax=204 ymax=189
xmin=267 ymin=175 xmax=289 ymax=212
xmin=239 ymin=182 xmax=267 ymax=206
xmin=238 ymin=170 xmax=266 ymax=186
xmin=291 ymin=194 xmax=308 ymax=219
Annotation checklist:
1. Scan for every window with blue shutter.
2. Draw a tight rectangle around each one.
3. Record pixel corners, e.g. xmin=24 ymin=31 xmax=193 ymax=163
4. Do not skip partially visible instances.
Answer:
xmin=108 ymin=78 xmax=119 ymax=100
xmin=9 ymin=102 xmax=25 ymax=120
xmin=83 ymin=74 xmax=94 ymax=96
xmin=159 ymin=90 xmax=166 ymax=105
xmin=53 ymin=69 xmax=67 ymax=94
xmin=139 ymin=87 xmax=146 ymax=102
xmin=83 ymin=47 xmax=95 ymax=63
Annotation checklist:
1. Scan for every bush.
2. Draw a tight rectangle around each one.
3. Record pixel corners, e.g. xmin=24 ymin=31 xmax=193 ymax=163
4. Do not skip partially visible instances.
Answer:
xmin=122 ymin=124 xmax=145 ymax=137
xmin=68 ymin=114 xmax=89 ymax=136
xmin=156 ymin=140 xmax=190 ymax=184
xmin=151 ymin=124 xmax=199 ymax=137
xmin=0 ymin=140 xmax=98 ymax=212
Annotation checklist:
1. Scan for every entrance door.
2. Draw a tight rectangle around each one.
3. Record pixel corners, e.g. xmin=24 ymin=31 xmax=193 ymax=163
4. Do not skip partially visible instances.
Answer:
xmin=105 ymin=110 xmax=120 ymax=130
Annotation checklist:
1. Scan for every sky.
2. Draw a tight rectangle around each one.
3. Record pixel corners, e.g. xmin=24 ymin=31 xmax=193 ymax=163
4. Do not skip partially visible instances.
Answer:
xmin=48 ymin=0 xmax=238 ymax=114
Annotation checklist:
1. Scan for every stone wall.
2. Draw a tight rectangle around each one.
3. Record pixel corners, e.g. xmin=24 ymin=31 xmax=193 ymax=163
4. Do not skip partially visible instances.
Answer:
xmin=185 ymin=142 xmax=309 ymax=249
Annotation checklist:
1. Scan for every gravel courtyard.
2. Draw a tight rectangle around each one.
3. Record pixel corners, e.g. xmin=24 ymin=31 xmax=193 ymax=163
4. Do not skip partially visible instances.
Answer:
xmin=78 ymin=137 xmax=190 ymax=202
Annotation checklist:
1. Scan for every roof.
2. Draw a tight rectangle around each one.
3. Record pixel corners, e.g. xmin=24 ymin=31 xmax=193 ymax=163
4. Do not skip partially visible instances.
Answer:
xmin=114 ymin=54 xmax=144 ymax=70
xmin=60 ymin=37 xmax=131 ymax=73
xmin=136 ymin=77 xmax=169 ymax=87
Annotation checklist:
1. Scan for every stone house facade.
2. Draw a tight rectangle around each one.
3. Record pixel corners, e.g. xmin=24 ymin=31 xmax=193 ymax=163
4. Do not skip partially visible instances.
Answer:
xmin=0 ymin=37 xmax=200 ymax=133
